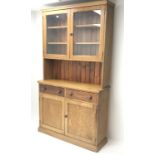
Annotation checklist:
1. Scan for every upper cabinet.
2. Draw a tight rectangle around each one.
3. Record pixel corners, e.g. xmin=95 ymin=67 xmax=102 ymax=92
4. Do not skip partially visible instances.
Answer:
xmin=43 ymin=5 xmax=106 ymax=61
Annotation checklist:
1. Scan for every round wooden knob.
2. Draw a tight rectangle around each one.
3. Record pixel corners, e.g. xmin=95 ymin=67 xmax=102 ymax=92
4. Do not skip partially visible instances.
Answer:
xmin=57 ymin=90 xmax=62 ymax=94
xmin=70 ymin=33 xmax=73 ymax=36
xmin=88 ymin=96 xmax=92 ymax=100
xmin=69 ymin=92 xmax=73 ymax=96
xmin=44 ymin=87 xmax=47 ymax=91
xmin=64 ymin=115 xmax=68 ymax=118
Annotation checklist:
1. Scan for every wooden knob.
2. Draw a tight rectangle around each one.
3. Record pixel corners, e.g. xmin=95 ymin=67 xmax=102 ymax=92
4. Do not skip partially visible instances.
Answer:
xmin=64 ymin=115 xmax=68 ymax=118
xmin=88 ymin=96 xmax=92 ymax=100
xmin=70 ymin=33 xmax=73 ymax=36
xmin=57 ymin=90 xmax=62 ymax=94
xmin=44 ymin=87 xmax=47 ymax=91
xmin=69 ymin=92 xmax=73 ymax=96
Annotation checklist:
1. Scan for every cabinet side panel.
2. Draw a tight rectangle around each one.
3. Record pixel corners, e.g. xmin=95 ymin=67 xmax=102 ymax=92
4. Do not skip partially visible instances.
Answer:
xmin=97 ymin=88 xmax=110 ymax=144
xmin=102 ymin=5 xmax=114 ymax=87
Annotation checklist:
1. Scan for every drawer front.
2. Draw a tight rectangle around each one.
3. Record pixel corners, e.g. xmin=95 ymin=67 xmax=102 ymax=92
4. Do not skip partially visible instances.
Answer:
xmin=66 ymin=89 xmax=98 ymax=103
xmin=39 ymin=85 xmax=64 ymax=96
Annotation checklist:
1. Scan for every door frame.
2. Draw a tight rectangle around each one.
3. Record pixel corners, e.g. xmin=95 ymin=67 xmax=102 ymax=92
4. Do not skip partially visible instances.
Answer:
xmin=43 ymin=9 xmax=70 ymax=60
xmin=70 ymin=5 xmax=106 ymax=61
xmin=64 ymin=98 xmax=97 ymax=144
xmin=39 ymin=93 xmax=65 ymax=134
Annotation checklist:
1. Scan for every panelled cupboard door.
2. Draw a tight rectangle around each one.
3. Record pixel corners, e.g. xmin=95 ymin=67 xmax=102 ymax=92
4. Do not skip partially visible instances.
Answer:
xmin=70 ymin=6 xmax=106 ymax=61
xmin=39 ymin=93 xmax=65 ymax=134
xmin=65 ymin=99 xmax=97 ymax=144
xmin=43 ymin=10 xmax=70 ymax=59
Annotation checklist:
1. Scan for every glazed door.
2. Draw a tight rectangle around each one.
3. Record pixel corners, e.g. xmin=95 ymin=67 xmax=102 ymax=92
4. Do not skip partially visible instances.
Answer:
xmin=43 ymin=10 xmax=70 ymax=59
xmin=65 ymin=99 xmax=97 ymax=144
xmin=39 ymin=93 xmax=64 ymax=134
xmin=70 ymin=6 xmax=105 ymax=61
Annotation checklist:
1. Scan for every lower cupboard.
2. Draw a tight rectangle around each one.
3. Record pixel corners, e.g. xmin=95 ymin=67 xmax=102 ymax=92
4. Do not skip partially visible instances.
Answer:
xmin=38 ymin=84 xmax=109 ymax=152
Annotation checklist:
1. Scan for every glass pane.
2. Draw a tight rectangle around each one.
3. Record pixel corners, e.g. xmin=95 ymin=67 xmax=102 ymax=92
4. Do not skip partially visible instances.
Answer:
xmin=47 ymin=14 xmax=67 ymax=26
xmin=74 ymin=44 xmax=99 ymax=55
xmin=73 ymin=10 xmax=101 ymax=56
xmin=47 ymin=44 xmax=66 ymax=54
xmin=46 ymin=14 xmax=67 ymax=55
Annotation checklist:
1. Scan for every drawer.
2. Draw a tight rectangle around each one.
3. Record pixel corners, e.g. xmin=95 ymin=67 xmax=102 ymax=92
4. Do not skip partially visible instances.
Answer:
xmin=39 ymin=85 xmax=64 ymax=96
xmin=66 ymin=89 xmax=98 ymax=103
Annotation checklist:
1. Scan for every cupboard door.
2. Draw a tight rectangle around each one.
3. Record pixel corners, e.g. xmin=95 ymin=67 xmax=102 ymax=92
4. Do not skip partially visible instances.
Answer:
xmin=65 ymin=99 xmax=97 ymax=144
xmin=39 ymin=93 xmax=64 ymax=134
xmin=70 ymin=6 xmax=106 ymax=61
xmin=43 ymin=10 xmax=70 ymax=59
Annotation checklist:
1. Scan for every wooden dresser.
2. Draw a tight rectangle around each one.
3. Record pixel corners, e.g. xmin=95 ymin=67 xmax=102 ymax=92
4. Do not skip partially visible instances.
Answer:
xmin=38 ymin=0 xmax=114 ymax=152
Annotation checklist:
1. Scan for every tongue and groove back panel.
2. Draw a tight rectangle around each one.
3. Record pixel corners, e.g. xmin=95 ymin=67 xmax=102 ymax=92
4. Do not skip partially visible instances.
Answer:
xmin=44 ymin=59 xmax=102 ymax=84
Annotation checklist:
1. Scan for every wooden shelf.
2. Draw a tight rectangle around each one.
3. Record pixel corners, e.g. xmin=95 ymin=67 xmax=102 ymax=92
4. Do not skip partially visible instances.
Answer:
xmin=75 ymin=24 xmax=100 ymax=28
xmin=48 ymin=42 xmax=67 ymax=45
xmin=38 ymin=79 xmax=103 ymax=93
xmin=75 ymin=42 xmax=100 ymax=45
xmin=47 ymin=26 xmax=67 ymax=29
